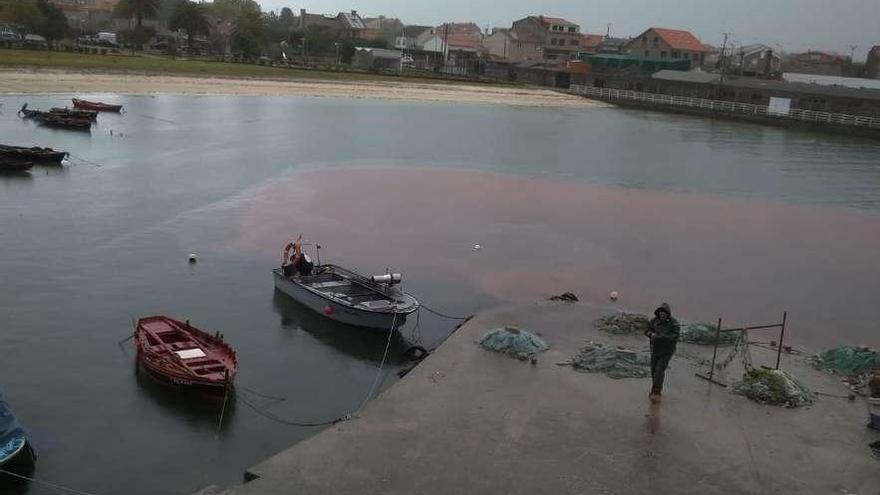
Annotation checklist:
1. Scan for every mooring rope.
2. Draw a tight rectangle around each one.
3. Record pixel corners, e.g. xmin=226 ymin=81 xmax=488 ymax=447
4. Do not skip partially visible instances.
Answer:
xmin=0 ymin=468 xmax=104 ymax=495
xmin=417 ymin=302 xmax=470 ymax=321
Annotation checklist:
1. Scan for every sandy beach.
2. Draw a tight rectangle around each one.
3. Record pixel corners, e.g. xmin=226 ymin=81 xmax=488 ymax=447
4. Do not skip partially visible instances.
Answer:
xmin=0 ymin=68 xmax=601 ymax=107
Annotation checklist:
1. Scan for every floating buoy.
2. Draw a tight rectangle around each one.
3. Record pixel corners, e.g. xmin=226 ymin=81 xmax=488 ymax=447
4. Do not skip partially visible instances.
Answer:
xmin=473 ymin=244 xmax=482 ymax=251
xmin=609 ymin=291 xmax=619 ymax=301
xmin=188 ymin=253 xmax=198 ymax=263
xmin=323 ymin=306 xmax=333 ymax=315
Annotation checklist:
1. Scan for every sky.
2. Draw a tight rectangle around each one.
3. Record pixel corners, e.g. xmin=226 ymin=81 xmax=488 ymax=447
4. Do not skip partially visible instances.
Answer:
xmin=256 ymin=0 xmax=880 ymax=60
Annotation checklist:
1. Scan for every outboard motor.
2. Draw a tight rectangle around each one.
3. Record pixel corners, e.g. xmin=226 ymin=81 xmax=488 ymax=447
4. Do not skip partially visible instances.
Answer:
xmin=371 ymin=273 xmax=402 ymax=285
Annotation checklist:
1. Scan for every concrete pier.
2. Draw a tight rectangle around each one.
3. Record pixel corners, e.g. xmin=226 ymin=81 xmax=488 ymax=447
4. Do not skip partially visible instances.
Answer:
xmin=217 ymin=301 xmax=879 ymax=495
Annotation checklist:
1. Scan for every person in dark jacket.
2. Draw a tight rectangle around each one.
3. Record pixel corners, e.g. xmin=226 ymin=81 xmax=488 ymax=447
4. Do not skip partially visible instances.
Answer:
xmin=645 ymin=302 xmax=680 ymax=402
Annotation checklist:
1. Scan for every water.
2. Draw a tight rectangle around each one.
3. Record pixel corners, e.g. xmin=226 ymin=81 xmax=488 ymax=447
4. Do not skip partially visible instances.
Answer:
xmin=1 ymin=94 xmax=879 ymax=494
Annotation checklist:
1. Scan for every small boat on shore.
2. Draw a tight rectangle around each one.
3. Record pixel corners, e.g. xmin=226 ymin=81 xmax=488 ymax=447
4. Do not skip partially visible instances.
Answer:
xmin=72 ymin=98 xmax=122 ymax=113
xmin=272 ymin=243 xmax=419 ymax=329
xmin=135 ymin=316 xmax=238 ymax=396
xmin=0 ymin=145 xmax=67 ymax=164
xmin=0 ymin=390 xmax=36 ymax=476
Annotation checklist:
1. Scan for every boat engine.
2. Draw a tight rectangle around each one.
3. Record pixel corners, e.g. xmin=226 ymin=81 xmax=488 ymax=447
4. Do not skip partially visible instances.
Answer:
xmin=371 ymin=273 xmax=402 ymax=285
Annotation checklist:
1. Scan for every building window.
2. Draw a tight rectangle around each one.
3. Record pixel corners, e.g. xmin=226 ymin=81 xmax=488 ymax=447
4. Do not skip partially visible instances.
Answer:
xmin=571 ymin=39 xmax=579 ymax=46
xmin=660 ymin=51 xmax=667 ymax=58
xmin=641 ymin=37 xmax=647 ymax=45
xmin=644 ymin=50 xmax=649 ymax=57
xmin=550 ymin=38 xmax=557 ymax=46
xmin=653 ymin=36 xmax=658 ymax=46
xmin=692 ymin=53 xmax=698 ymax=60
xmin=568 ymin=27 xmax=576 ymax=33
xmin=671 ymin=51 xmax=680 ymax=59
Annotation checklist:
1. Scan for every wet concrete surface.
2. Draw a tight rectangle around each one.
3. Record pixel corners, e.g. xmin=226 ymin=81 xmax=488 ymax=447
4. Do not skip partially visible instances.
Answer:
xmin=218 ymin=301 xmax=880 ymax=495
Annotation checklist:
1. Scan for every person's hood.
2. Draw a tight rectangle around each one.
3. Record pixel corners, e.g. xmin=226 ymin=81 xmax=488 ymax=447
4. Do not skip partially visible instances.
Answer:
xmin=654 ymin=303 xmax=672 ymax=317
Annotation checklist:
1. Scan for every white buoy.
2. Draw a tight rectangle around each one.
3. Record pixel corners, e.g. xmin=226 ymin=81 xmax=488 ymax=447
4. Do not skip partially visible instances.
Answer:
xmin=473 ymin=244 xmax=482 ymax=251
xmin=188 ymin=253 xmax=198 ymax=263
xmin=609 ymin=291 xmax=619 ymax=301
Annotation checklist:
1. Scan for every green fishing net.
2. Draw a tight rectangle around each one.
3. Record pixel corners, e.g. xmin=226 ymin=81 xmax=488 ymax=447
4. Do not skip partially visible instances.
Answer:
xmin=567 ymin=342 xmax=651 ymax=379
xmin=479 ymin=327 xmax=548 ymax=359
xmin=594 ymin=313 xmax=650 ymax=335
xmin=809 ymin=346 xmax=879 ymax=377
xmin=680 ymin=323 xmax=739 ymax=345
xmin=732 ymin=368 xmax=814 ymax=408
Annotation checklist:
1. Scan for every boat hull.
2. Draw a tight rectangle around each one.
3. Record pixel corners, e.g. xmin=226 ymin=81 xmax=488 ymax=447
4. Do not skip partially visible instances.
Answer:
xmin=136 ymin=357 xmax=230 ymax=397
xmin=273 ymin=270 xmax=412 ymax=330
xmin=0 ymin=438 xmax=36 ymax=475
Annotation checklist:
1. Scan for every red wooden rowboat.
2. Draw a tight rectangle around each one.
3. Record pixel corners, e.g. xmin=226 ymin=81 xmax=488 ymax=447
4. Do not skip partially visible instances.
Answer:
xmin=72 ymin=98 xmax=123 ymax=112
xmin=135 ymin=316 xmax=238 ymax=396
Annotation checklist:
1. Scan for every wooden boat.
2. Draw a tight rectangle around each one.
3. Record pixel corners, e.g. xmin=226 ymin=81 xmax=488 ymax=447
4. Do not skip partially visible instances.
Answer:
xmin=18 ymin=105 xmax=91 ymax=130
xmin=0 ymin=390 xmax=36 ymax=476
xmin=0 ymin=158 xmax=34 ymax=172
xmin=0 ymin=145 xmax=67 ymax=163
xmin=50 ymin=107 xmax=98 ymax=121
xmin=72 ymin=98 xmax=122 ymax=112
xmin=273 ymin=259 xmax=419 ymax=330
xmin=135 ymin=316 xmax=238 ymax=396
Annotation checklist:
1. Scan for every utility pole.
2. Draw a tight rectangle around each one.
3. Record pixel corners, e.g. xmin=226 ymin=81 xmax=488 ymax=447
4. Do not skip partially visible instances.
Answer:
xmin=848 ymin=44 xmax=858 ymax=61
xmin=717 ymin=32 xmax=731 ymax=97
xmin=605 ymin=23 xmax=612 ymax=38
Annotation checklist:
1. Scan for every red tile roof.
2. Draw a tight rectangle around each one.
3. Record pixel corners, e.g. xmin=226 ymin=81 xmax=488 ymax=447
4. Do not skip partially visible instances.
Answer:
xmin=651 ymin=27 xmax=707 ymax=52
xmin=581 ymin=34 xmax=604 ymax=49
xmin=443 ymin=33 xmax=483 ymax=50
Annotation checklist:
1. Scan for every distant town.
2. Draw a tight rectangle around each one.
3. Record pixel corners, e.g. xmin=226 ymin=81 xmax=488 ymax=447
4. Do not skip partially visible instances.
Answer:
xmin=1 ymin=0 xmax=880 ymax=119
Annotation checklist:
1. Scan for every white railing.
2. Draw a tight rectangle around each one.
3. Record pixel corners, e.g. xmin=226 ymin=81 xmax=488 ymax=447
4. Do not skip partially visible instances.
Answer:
xmin=569 ymin=85 xmax=880 ymax=129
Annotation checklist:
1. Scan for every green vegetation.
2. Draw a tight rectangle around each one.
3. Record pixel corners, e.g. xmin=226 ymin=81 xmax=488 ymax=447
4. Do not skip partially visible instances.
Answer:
xmin=0 ymin=48 xmax=463 ymax=84
xmin=169 ymin=0 xmax=210 ymax=55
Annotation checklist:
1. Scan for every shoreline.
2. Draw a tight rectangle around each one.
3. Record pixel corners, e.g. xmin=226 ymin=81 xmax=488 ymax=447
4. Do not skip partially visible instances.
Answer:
xmin=0 ymin=68 xmax=603 ymax=108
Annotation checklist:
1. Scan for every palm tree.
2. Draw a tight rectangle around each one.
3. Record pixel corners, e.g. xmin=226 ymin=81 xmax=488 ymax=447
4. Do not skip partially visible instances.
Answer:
xmin=170 ymin=0 xmax=210 ymax=55
xmin=114 ymin=0 xmax=160 ymax=28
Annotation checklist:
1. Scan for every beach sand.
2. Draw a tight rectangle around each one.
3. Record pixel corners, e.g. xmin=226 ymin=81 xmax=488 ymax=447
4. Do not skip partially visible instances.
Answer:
xmin=0 ymin=68 xmax=601 ymax=108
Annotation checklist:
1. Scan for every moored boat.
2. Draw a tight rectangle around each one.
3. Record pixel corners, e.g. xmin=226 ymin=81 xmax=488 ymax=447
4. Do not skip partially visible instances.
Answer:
xmin=72 ymin=98 xmax=122 ymax=112
xmin=135 ymin=316 xmax=238 ymax=396
xmin=49 ymin=107 xmax=98 ymax=121
xmin=18 ymin=104 xmax=91 ymax=130
xmin=0 ymin=145 xmax=67 ymax=164
xmin=0 ymin=390 xmax=36 ymax=476
xmin=272 ymin=243 xmax=419 ymax=329
xmin=0 ymin=158 xmax=34 ymax=173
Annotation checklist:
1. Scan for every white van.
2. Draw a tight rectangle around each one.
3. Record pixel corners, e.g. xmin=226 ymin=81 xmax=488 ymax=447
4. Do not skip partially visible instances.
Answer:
xmin=96 ymin=32 xmax=118 ymax=46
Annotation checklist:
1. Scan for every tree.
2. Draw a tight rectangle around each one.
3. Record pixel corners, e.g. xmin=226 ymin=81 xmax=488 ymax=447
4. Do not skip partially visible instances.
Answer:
xmin=340 ymin=39 xmax=355 ymax=65
xmin=9 ymin=0 xmax=43 ymax=35
xmin=230 ymin=1 xmax=264 ymax=57
xmin=35 ymin=0 xmax=68 ymax=43
xmin=170 ymin=0 xmax=210 ymax=54
xmin=302 ymin=25 xmax=337 ymax=56
xmin=114 ymin=0 xmax=160 ymax=28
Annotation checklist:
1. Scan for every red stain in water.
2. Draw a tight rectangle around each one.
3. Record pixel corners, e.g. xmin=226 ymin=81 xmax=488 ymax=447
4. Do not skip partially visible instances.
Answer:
xmin=236 ymin=167 xmax=880 ymax=349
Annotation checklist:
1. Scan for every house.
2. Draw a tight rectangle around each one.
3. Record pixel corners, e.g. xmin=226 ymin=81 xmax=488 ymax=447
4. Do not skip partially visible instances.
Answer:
xmin=362 ymin=16 xmax=404 ymax=44
xmin=421 ymin=32 xmax=485 ymax=74
xmin=298 ymin=9 xmax=343 ymax=32
xmin=864 ymin=46 xmax=879 ymax=79
xmin=784 ymin=50 xmax=849 ymax=76
xmin=623 ymin=27 xmax=709 ymax=68
xmin=50 ymin=0 xmax=120 ymax=34
xmin=353 ymin=47 xmax=402 ymax=70
xmin=394 ymin=25 xmax=431 ymax=50
xmin=597 ymin=36 xmax=628 ymax=54
xmin=510 ymin=15 xmax=582 ymax=60
xmin=733 ymin=44 xmax=781 ymax=77
xmin=337 ymin=10 xmax=366 ymax=39
xmin=578 ymin=33 xmax=604 ymax=55
xmin=482 ymin=28 xmax=543 ymax=62
xmin=415 ymin=22 xmax=482 ymax=49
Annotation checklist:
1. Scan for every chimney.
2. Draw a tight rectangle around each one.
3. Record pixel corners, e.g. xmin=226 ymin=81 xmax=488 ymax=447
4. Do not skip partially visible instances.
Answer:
xmin=299 ymin=9 xmax=306 ymax=29
xmin=763 ymin=49 xmax=773 ymax=78
xmin=351 ymin=10 xmax=357 ymax=17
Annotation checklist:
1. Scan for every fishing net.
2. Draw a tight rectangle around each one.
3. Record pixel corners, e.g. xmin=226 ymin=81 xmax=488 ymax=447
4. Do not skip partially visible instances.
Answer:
xmin=567 ymin=342 xmax=651 ymax=379
xmin=732 ymin=368 xmax=814 ymax=408
xmin=809 ymin=346 xmax=878 ymax=377
xmin=478 ymin=327 xmax=548 ymax=359
xmin=594 ymin=313 xmax=650 ymax=335
xmin=680 ymin=323 xmax=739 ymax=345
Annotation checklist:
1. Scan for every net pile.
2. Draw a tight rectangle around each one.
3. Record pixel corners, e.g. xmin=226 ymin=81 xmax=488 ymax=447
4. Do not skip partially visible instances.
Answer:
xmin=479 ymin=327 xmax=548 ymax=359
xmin=732 ymin=368 xmax=814 ymax=408
xmin=680 ymin=323 xmax=739 ymax=345
xmin=568 ymin=342 xmax=651 ymax=379
xmin=594 ymin=313 xmax=650 ymax=335
xmin=809 ymin=346 xmax=878 ymax=377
